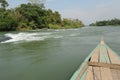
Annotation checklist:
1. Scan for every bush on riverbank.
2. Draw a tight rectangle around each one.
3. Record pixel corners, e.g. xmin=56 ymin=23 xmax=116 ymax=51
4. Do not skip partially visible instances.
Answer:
xmin=89 ymin=18 xmax=120 ymax=26
xmin=62 ymin=18 xmax=84 ymax=28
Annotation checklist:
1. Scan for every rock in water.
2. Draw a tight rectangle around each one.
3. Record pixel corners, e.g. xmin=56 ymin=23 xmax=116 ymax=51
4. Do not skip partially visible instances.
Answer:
xmin=0 ymin=37 xmax=12 ymax=43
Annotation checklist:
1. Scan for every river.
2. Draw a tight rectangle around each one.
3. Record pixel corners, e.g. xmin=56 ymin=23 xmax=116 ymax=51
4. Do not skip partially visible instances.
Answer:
xmin=0 ymin=26 xmax=120 ymax=80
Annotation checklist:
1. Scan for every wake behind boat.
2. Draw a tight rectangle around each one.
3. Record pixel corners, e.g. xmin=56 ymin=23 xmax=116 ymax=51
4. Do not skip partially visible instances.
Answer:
xmin=70 ymin=39 xmax=120 ymax=80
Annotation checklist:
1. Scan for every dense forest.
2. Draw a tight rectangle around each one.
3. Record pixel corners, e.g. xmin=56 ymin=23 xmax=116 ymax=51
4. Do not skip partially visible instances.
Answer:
xmin=89 ymin=18 xmax=120 ymax=26
xmin=0 ymin=0 xmax=84 ymax=31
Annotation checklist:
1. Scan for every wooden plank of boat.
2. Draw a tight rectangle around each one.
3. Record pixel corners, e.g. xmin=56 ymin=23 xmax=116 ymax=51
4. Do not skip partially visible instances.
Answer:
xmin=88 ymin=62 xmax=120 ymax=70
xmin=74 ymin=63 xmax=88 ymax=80
xmin=107 ymin=48 xmax=120 ymax=64
xmin=70 ymin=39 xmax=120 ymax=80
xmin=100 ymin=67 xmax=113 ymax=80
xmin=111 ymin=69 xmax=120 ymax=80
xmin=84 ymin=66 xmax=93 ymax=80
xmin=99 ymin=45 xmax=110 ymax=63
xmin=90 ymin=46 xmax=99 ymax=62
xmin=117 ymin=70 xmax=120 ymax=79
xmin=93 ymin=67 xmax=101 ymax=80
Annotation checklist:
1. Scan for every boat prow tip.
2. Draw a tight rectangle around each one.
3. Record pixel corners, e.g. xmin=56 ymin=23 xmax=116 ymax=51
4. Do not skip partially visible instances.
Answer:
xmin=100 ymin=37 xmax=105 ymax=45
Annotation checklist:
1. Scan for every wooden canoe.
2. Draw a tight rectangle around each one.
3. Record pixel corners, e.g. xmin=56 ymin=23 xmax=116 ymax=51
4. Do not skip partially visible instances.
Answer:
xmin=70 ymin=39 xmax=120 ymax=80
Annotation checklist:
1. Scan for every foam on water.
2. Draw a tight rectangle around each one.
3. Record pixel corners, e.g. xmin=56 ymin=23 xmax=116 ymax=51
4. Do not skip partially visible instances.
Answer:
xmin=1 ymin=32 xmax=52 ymax=43
xmin=1 ymin=32 xmax=64 ymax=43
xmin=53 ymin=36 xmax=63 ymax=39
xmin=69 ymin=33 xmax=80 ymax=37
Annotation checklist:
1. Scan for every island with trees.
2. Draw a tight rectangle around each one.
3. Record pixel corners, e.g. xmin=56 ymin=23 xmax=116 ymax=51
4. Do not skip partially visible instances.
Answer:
xmin=0 ymin=0 xmax=84 ymax=31
xmin=89 ymin=18 xmax=120 ymax=26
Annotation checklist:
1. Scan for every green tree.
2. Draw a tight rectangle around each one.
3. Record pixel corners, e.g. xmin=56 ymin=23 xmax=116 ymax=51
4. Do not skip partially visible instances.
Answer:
xmin=0 ymin=0 xmax=9 ymax=11
xmin=0 ymin=1 xmax=84 ymax=31
xmin=0 ymin=10 xmax=17 ymax=31
xmin=28 ymin=0 xmax=45 ymax=8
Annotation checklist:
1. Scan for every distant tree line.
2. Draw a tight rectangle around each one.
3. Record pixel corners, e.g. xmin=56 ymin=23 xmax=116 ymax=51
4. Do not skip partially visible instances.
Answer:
xmin=89 ymin=18 xmax=120 ymax=26
xmin=0 ymin=0 xmax=84 ymax=31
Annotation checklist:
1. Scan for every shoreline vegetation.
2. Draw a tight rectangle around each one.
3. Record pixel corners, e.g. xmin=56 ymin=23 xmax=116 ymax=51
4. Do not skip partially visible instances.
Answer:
xmin=89 ymin=18 xmax=120 ymax=26
xmin=0 ymin=0 xmax=84 ymax=31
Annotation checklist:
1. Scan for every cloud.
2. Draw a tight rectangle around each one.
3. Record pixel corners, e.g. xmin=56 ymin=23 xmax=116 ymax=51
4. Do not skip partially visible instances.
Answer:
xmin=46 ymin=0 xmax=53 ymax=2
xmin=93 ymin=1 xmax=120 ymax=21
xmin=60 ymin=0 xmax=120 ymax=25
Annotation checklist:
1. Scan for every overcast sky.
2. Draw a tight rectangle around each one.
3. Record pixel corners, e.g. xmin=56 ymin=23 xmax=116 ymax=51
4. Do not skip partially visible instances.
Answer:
xmin=7 ymin=0 xmax=120 ymax=25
